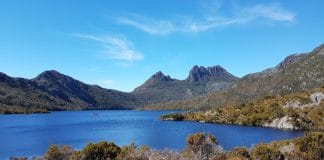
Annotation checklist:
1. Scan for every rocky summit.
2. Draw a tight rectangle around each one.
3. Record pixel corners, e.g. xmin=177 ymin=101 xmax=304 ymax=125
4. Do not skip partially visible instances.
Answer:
xmin=186 ymin=65 xmax=238 ymax=82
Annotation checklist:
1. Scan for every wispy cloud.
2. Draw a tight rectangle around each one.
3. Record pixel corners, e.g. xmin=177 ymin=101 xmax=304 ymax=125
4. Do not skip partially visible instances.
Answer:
xmin=116 ymin=3 xmax=295 ymax=35
xmin=74 ymin=33 xmax=143 ymax=61
xmin=237 ymin=4 xmax=295 ymax=23
xmin=117 ymin=16 xmax=175 ymax=35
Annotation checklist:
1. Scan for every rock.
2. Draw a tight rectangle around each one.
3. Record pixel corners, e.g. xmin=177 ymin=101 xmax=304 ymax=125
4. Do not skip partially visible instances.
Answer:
xmin=149 ymin=71 xmax=174 ymax=82
xmin=276 ymin=53 xmax=305 ymax=68
xmin=310 ymin=92 xmax=324 ymax=104
xmin=264 ymin=116 xmax=296 ymax=130
xmin=283 ymin=92 xmax=324 ymax=109
xmin=283 ymin=101 xmax=301 ymax=109
xmin=279 ymin=143 xmax=295 ymax=154
xmin=186 ymin=65 xmax=238 ymax=82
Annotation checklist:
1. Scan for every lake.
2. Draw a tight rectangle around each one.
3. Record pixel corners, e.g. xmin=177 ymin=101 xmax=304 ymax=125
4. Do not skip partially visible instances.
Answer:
xmin=0 ymin=110 xmax=303 ymax=159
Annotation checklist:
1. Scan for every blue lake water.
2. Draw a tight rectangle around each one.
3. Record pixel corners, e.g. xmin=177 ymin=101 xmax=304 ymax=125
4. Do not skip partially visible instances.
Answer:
xmin=0 ymin=110 xmax=303 ymax=159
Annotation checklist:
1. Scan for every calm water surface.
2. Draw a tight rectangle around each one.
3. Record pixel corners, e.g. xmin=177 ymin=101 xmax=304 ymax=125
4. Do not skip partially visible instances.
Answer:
xmin=0 ymin=110 xmax=303 ymax=159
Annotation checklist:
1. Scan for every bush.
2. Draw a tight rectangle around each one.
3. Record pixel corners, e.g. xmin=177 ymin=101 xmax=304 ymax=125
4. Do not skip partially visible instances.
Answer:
xmin=183 ymin=133 xmax=223 ymax=160
xmin=226 ymin=147 xmax=250 ymax=159
xmin=81 ymin=141 xmax=121 ymax=160
xmin=293 ymin=132 xmax=324 ymax=159
xmin=251 ymin=144 xmax=283 ymax=160
xmin=160 ymin=113 xmax=185 ymax=121
xmin=43 ymin=145 xmax=73 ymax=160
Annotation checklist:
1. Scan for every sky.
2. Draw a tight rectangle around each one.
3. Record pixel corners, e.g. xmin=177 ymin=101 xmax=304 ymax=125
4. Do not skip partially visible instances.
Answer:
xmin=0 ymin=0 xmax=323 ymax=92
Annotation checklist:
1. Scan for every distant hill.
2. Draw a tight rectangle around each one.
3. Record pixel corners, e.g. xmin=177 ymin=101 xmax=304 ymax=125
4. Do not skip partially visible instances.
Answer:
xmin=0 ymin=70 xmax=137 ymax=113
xmin=132 ymin=66 xmax=239 ymax=104
xmin=145 ymin=44 xmax=324 ymax=110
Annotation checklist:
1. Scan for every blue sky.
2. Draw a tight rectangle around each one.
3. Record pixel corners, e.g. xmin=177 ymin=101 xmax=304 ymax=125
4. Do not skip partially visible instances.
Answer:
xmin=0 ymin=0 xmax=323 ymax=92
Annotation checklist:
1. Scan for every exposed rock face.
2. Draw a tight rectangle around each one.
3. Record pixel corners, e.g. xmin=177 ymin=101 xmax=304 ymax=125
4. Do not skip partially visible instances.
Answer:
xmin=186 ymin=65 xmax=238 ymax=82
xmin=283 ymin=92 xmax=324 ymax=109
xmin=310 ymin=92 xmax=324 ymax=104
xmin=264 ymin=116 xmax=296 ymax=129
xmin=283 ymin=101 xmax=301 ymax=109
xmin=276 ymin=53 xmax=305 ymax=68
xmin=279 ymin=143 xmax=295 ymax=154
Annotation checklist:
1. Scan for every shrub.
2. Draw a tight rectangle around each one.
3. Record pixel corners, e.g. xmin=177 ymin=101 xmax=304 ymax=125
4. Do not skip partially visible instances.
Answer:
xmin=293 ymin=132 xmax=324 ymax=159
xmin=43 ymin=145 xmax=73 ymax=160
xmin=81 ymin=141 xmax=121 ymax=160
xmin=226 ymin=147 xmax=250 ymax=159
xmin=160 ymin=113 xmax=185 ymax=121
xmin=118 ymin=143 xmax=137 ymax=159
xmin=251 ymin=144 xmax=283 ymax=160
xmin=183 ymin=133 xmax=223 ymax=160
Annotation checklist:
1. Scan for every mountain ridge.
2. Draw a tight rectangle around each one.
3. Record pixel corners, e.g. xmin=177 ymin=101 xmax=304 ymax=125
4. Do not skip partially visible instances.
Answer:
xmin=1 ymin=44 xmax=323 ymax=113
xmin=145 ymin=44 xmax=324 ymax=110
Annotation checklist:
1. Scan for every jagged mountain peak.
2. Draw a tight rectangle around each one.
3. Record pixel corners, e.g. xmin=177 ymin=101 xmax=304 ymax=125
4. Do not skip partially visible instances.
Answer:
xmin=186 ymin=65 xmax=238 ymax=82
xmin=149 ymin=71 xmax=173 ymax=82
xmin=132 ymin=71 xmax=175 ymax=93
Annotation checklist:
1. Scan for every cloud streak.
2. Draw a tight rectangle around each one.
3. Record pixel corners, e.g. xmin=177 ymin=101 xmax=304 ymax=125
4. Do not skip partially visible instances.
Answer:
xmin=116 ymin=3 xmax=295 ymax=35
xmin=74 ymin=34 xmax=143 ymax=61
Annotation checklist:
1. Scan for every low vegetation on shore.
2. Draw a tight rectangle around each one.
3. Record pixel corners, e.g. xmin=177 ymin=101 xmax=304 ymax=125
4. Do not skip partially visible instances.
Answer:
xmin=0 ymin=105 xmax=49 ymax=114
xmin=161 ymin=87 xmax=324 ymax=131
xmin=11 ymin=132 xmax=323 ymax=160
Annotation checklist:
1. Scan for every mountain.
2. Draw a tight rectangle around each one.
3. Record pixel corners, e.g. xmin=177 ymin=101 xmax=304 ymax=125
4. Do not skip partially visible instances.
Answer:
xmin=0 ymin=70 xmax=137 ymax=113
xmin=186 ymin=65 xmax=238 ymax=82
xmin=0 ymin=65 xmax=238 ymax=113
xmin=1 ymin=44 xmax=323 ymax=113
xmin=147 ymin=44 xmax=324 ymax=110
xmin=132 ymin=66 xmax=239 ymax=104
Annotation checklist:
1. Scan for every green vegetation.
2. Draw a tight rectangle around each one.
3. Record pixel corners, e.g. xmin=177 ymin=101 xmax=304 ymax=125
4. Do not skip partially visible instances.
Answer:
xmin=12 ymin=132 xmax=324 ymax=160
xmin=251 ymin=144 xmax=282 ymax=160
xmin=0 ymin=105 xmax=49 ymax=114
xmin=160 ymin=113 xmax=185 ymax=121
xmin=161 ymin=87 xmax=324 ymax=131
